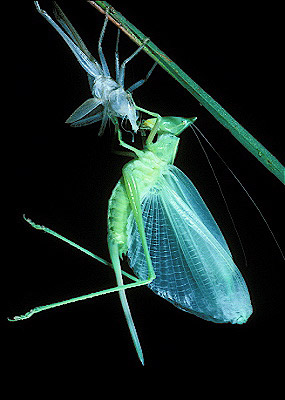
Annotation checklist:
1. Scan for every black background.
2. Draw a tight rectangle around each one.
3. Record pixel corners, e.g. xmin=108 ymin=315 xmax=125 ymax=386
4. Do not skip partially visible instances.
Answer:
xmin=6 ymin=0 xmax=284 ymax=379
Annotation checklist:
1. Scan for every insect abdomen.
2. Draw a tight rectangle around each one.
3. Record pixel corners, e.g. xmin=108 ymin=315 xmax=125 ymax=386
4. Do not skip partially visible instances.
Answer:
xmin=108 ymin=179 xmax=130 ymax=256
xmin=108 ymin=151 xmax=167 ymax=256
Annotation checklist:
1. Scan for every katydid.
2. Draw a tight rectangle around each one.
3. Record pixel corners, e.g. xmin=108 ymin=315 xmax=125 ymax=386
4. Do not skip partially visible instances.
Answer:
xmin=9 ymin=116 xmax=253 ymax=365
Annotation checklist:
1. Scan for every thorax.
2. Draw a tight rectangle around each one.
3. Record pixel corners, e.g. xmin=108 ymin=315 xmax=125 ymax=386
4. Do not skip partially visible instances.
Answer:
xmin=91 ymin=76 xmax=120 ymax=99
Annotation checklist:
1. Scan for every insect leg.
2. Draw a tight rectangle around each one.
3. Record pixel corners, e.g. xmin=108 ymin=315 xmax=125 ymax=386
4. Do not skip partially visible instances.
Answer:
xmin=111 ymin=116 xmax=143 ymax=156
xmin=20 ymin=216 xmax=144 ymax=362
xmin=122 ymin=165 xmax=156 ymax=283
xmin=8 ymin=218 xmax=154 ymax=326
xmin=135 ymin=106 xmax=162 ymax=145
xmin=8 ymin=277 xmax=154 ymax=323
xmin=98 ymin=6 xmax=111 ymax=77
xmin=118 ymin=38 xmax=150 ymax=87
xmin=108 ymin=238 xmax=145 ymax=365
xmin=22 ymin=215 xmax=138 ymax=282
xmin=34 ymin=2 xmax=101 ymax=77
xmin=52 ymin=2 xmax=94 ymax=61
xmin=114 ymin=165 xmax=158 ymax=363
xmin=115 ymin=29 xmax=120 ymax=82
xmin=127 ymin=62 xmax=157 ymax=93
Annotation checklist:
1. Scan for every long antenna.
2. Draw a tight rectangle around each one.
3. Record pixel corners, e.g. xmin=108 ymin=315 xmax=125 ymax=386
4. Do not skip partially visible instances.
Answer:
xmin=191 ymin=124 xmax=284 ymax=261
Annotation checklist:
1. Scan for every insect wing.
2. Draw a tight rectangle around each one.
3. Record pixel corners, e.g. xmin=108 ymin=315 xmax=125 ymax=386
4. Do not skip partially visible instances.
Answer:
xmin=165 ymin=166 xmax=230 ymax=254
xmin=65 ymin=98 xmax=102 ymax=124
xmin=127 ymin=166 xmax=253 ymax=324
xmin=68 ymin=112 xmax=103 ymax=128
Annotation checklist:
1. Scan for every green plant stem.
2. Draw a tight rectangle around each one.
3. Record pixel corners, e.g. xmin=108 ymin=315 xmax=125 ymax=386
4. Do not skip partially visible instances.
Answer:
xmin=88 ymin=1 xmax=284 ymax=184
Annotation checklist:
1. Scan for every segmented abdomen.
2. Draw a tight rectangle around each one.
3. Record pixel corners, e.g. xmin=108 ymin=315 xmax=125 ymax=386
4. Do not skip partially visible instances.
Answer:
xmin=108 ymin=179 xmax=130 ymax=256
xmin=107 ymin=151 xmax=167 ymax=256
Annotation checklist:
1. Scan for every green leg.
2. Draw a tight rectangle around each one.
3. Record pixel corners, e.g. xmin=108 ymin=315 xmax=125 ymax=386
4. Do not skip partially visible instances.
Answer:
xmin=108 ymin=237 xmax=145 ymax=365
xmin=122 ymin=165 xmax=156 ymax=283
xmin=22 ymin=215 xmax=139 ymax=282
xmin=8 ymin=217 xmax=158 ymax=324
xmin=111 ymin=116 xmax=143 ymax=156
xmin=8 ymin=276 xmax=153 ymax=323
xmin=135 ymin=106 xmax=161 ymax=145
xmin=117 ymin=128 xmax=142 ymax=155
xmin=111 ymin=164 xmax=156 ymax=365
xmin=111 ymin=109 xmax=161 ymax=149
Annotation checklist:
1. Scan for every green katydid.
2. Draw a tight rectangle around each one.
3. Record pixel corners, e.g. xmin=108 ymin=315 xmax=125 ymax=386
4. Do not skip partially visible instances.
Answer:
xmin=9 ymin=115 xmax=253 ymax=365
xmin=10 ymin=2 xmax=254 ymax=365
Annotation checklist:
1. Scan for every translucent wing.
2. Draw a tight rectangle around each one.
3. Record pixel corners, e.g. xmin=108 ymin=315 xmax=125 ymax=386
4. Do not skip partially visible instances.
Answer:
xmin=68 ymin=112 xmax=103 ymax=128
xmin=165 ymin=166 xmax=230 ymax=254
xmin=127 ymin=165 xmax=253 ymax=324
xmin=65 ymin=98 xmax=102 ymax=124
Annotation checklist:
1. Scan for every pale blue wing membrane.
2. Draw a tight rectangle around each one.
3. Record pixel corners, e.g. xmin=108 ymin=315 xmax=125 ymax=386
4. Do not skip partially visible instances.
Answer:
xmin=69 ymin=112 xmax=103 ymax=128
xmin=66 ymin=98 xmax=102 ymax=124
xmin=98 ymin=108 xmax=110 ymax=136
xmin=166 ymin=166 xmax=230 ymax=254
xmin=88 ymin=74 xmax=96 ymax=91
xmin=127 ymin=166 xmax=253 ymax=324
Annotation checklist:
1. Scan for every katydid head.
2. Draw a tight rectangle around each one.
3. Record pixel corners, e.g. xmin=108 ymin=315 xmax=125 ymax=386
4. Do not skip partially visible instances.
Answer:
xmin=142 ymin=116 xmax=197 ymax=164
xmin=142 ymin=116 xmax=197 ymax=136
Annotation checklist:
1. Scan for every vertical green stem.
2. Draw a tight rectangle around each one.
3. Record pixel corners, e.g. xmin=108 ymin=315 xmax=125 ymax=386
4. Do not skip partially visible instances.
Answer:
xmin=88 ymin=1 xmax=284 ymax=184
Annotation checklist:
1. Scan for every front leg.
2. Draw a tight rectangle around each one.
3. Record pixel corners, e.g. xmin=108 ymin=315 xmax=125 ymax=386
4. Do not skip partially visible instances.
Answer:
xmin=135 ymin=106 xmax=161 ymax=144
xmin=111 ymin=116 xmax=143 ymax=156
